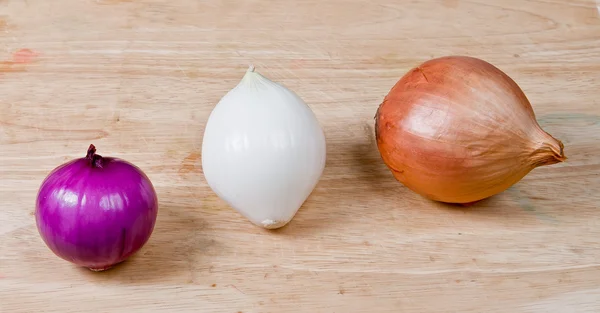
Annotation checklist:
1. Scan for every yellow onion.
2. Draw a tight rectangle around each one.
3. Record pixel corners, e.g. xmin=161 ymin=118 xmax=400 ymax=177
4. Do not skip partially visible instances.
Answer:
xmin=374 ymin=56 xmax=566 ymax=204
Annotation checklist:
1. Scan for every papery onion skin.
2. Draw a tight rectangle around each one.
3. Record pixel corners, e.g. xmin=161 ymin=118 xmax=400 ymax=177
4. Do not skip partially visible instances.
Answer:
xmin=375 ymin=56 xmax=566 ymax=204
xmin=35 ymin=144 xmax=158 ymax=271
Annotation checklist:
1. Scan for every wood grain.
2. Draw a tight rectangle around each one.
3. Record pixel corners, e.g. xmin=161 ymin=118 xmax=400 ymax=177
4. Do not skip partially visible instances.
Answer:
xmin=1 ymin=0 xmax=599 ymax=312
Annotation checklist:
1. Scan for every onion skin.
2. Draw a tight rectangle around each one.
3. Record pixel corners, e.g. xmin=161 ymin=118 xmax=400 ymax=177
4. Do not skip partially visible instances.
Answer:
xmin=375 ymin=56 xmax=566 ymax=204
xmin=35 ymin=144 xmax=158 ymax=271
xmin=201 ymin=66 xmax=326 ymax=229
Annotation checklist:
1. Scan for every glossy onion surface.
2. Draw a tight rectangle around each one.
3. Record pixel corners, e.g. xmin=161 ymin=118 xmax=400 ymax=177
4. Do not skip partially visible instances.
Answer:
xmin=202 ymin=67 xmax=326 ymax=229
xmin=35 ymin=145 xmax=158 ymax=271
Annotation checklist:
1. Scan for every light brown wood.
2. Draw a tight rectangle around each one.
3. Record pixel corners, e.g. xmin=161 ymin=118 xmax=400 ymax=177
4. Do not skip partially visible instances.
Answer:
xmin=1 ymin=0 xmax=599 ymax=312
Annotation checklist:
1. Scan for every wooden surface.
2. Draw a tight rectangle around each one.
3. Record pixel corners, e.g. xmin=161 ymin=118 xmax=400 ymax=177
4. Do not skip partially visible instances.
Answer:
xmin=1 ymin=0 xmax=599 ymax=312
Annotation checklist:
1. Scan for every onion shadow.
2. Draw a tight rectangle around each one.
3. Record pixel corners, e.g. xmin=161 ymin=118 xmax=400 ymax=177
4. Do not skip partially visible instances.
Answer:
xmin=424 ymin=186 xmax=556 ymax=228
xmin=274 ymin=122 xmax=414 ymax=236
xmin=283 ymin=121 xmax=547 ymax=232
xmin=75 ymin=203 xmax=212 ymax=285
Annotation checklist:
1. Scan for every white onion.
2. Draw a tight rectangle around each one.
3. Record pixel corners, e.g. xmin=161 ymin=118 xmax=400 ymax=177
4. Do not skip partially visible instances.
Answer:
xmin=201 ymin=66 xmax=327 ymax=229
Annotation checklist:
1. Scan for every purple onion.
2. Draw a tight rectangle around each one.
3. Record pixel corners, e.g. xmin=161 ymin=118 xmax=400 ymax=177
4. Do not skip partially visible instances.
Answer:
xmin=35 ymin=144 xmax=158 ymax=271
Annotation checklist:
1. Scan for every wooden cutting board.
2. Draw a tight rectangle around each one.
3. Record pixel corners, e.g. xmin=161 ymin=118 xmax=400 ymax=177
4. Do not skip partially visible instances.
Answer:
xmin=1 ymin=0 xmax=599 ymax=312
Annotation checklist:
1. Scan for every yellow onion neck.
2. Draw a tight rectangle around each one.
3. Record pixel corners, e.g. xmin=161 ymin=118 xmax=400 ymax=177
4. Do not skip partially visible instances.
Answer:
xmin=529 ymin=130 xmax=566 ymax=167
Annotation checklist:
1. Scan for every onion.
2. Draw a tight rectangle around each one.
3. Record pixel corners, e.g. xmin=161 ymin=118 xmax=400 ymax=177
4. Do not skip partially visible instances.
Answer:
xmin=202 ymin=66 xmax=326 ymax=229
xmin=374 ymin=56 xmax=566 ymax=204
xmin=35 ymin=144 xmax=159 ymax=271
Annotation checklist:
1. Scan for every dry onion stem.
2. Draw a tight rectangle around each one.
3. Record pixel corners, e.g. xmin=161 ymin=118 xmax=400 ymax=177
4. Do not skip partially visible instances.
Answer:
xmin=375 ymin=56 xmax=566 ymax=204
